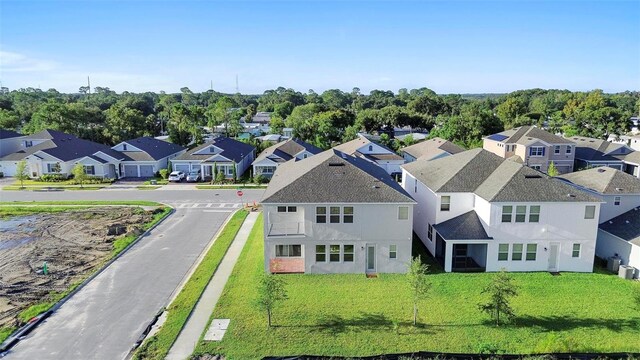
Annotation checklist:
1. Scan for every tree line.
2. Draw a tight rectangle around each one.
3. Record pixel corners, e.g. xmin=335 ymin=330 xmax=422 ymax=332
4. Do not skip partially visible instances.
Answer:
xmin=0 ymin=86 xmax=637 ymax=149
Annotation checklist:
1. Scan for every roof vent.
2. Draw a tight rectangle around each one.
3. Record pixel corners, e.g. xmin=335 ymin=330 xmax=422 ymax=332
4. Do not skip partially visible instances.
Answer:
xmin=524 ymin=174 xmax=542 ymax=179
xmin=372 ymin=185 xmax=380 ymax=189
xmin=597 ymin=168 xmax=606 ymax=173
xmin=615 ymin=187 xmax=624 ymax=192
xmin=567 ymin=194 xmax=576 ymax=198
xmin=626 ymin=220 xmax=630 ymax=224
xmin=328 ymin=162 xmax=345 ymax=167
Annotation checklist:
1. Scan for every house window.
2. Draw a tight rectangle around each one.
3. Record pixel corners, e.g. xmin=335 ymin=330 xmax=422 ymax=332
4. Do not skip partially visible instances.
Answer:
xmin=498 ymin=244 xmax=509 ymax=261
xmin=512 ymin=244 xmax=523 ymax=261
xmin=277 ymin=206 xmax=296 ymax=213
xmin=515 ymin=205 xmax=526 ymax=223
xmin=343 ymin=245 xmax=354 ymax=262
xmin=398 ymin=206 xmax=409 ymax=220
xmin=389 ymin=245 xmax=397 ymax=259
xmin=25 ymin=140 xmax=33 ymax=147
xmin=368 ymin=145 xmax=373 ymax=151
xmin=262 ymin=167 xmax=274 ymax=174
xmin=529 ymin=205 xmax=540 ymax=223
xmin=414 ymin=178 xmax=417 ymax=193
xmin=529 ymin=147 xmax=545 ymax=157
xmin=315 ymin=245 xmax=326 ymax=262
xmin=566 ymin=146 xmax=572 ymax=154
xmin=554 ymin=145 xmax=560 ymax=154
xmin=427 ymin=224 xmax=433 ymax=242
xmin=531 ymin=165 xmax=541 ymax=170
xmin=275 ymin=245 xmax=301 ymax=257
xmin=329 ymin=245 xmax=340 ymax=262
xmin=303 ymin=153 xmax=308 ymax=159
xmin=287 ymin=206 xmax=297 ymax=212
xmin=83 ymin=165 xmax=95 ymax=175
xmin=343 ymin=207 xmax=354 ymax=223
xmin=440 ymin=196 xmax=450 ymax=211
xmin=501 ymin=205 xmax=513 ymax=223
xmin=122 ymin=144 xmax=127 ymax=150
xmin=46 ymin=163 xmax=56 ymax=173
xmin=330 ymin=207 xmax=341 ymax=223
xmin=209 ymin=146 xmax=215 ymax=153
xmin=572 ymin=243 xmax=581 ymax=258
xmin=316 ymin=207 xmax=326 ymax=223
xmin=614 ymin=196 xmax=621 ymax=206
xmin=526 ymin=244 xmax=537 ymax=261
xmin=584 ymin=205 xmax=596 ymax=219
xmin=277 ymin=206 xmax=286 ymax=213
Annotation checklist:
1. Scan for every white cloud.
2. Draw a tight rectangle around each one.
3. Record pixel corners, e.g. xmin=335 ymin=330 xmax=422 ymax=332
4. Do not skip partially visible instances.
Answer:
xmin=0 ymin=51 xmax=57 ymax=73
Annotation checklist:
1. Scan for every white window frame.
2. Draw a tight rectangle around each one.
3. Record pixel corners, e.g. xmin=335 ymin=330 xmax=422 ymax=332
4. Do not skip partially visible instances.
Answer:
xmin=316 ymin=207 xmax=327 ymax=223
xmin=329 ymin=244 xmax=340 ymax=262
xmin=389 ymin=244 xmax=397 ymax=259
xmin=275 ymin=244 xmax=302 ymax=257
xmin=315 ymin=245 xmax=326 ymax=262
xmin=572 ymin=243 xmax=581 ymax=258
xmin=530 ymin=146 xmax=545 ymax=157
xmin=83 ymin=165 xmax=95 ymax=175
xmin=398 ymin=206 xmax=409 ymax=220
xmin=529 ymin=205 xmax=540 ymax=223
xmin=526 ymin=244 xmax=537 ymax=261
xmin=343 ymin=245 xmax=354 ymax=262
xmin=554 ymin=145 xmax=560 ymax=154
xmin=515 ymin=205 xmax=526 ymax=223
xmin=343 ymin=206 xmax=354 ymax=223
xmin=498 ymin=244 xmax=509 ymax=261
xmin=440 ymin=196 xmax=450 ymax=211
xmin=427 ymin=224 xmax=433 ymax=242
xmin=614 ymin=196 xmax=621 ymax=206
xmin=512 ymin=243 xmax=523 ymax=261
xmin=330 ymin=206 xmax=341 ymax=223
xmin=584 ymin=205 xmax=596 ymax=219
xmin=501 ymin=205 xmax=513 ymax=223
xmin=566 ymin=146 xmax=572 ymax=154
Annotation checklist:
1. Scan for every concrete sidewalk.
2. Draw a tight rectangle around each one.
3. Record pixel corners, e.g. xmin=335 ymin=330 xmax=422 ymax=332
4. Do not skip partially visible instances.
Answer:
xmin=166 ymin=211 xmax=260 ymax=360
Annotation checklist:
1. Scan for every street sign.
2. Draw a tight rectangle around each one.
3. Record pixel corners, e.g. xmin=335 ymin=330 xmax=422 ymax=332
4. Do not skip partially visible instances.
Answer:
xmin=237 ymin=190 xmax=243 ymax=197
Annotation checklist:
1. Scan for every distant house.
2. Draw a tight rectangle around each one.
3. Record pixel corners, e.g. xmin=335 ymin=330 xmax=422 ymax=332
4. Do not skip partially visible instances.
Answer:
xmin=241 ymin=111 xmax=271 ymax=124
xmin=282 ymin=128 xmax=293 ymax=138
xmin=252 ymin=139 xmax=322 ymax=178
xmin=0 ymin=130 xmax=24 ymax=159
xmin=261 ymin=149 xmax=415 ymax=274
xmin=483 ymin=126 xmax=575 ymax=174
xmin=402 ymin=149 xmax=600 ymax=273
xmin=607 ymin=134 xmax=640 ymax=151
xmin=400 ymin=137 xmax=464 ymax=163
xmin=0 ymin=129 xmax=127 ymax=178
xmin=171 ymin=137 xmax=255 ymax=179
xmin=112 ymin=137 xmax=186 ymax=178
xmin=616 ymin=151 xmax=640 ymax=178
xmin=559 ymin=167 xmax=640 ymax=223
xmin=597 ymin=209 xmax=640 ymax=279
xmin=395 ymin=132 xmax=429 ymax=143
xmin=570 ymin=136 xmax=633 ymax=170
xmin=334 ymin=135 xmax=405 ymax=175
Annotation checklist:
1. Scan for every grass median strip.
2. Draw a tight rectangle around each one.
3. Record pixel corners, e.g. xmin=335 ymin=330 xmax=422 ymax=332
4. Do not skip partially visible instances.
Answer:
xmin=0 ymin=203 xmax=172 ymax=345
xmin=133 ymin=210 xmax=249 ymax=360
xmin=195 ymin=184 xmax=268 ymax=190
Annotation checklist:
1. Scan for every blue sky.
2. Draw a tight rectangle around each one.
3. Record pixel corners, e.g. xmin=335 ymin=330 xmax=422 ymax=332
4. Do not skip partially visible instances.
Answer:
xmin=1 ymin=1 xmax=639 ymax=94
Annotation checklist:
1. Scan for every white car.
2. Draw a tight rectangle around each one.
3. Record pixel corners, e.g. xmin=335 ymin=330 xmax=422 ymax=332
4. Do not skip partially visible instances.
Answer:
xmin=168 ymin=171 xmax=185 ymax=182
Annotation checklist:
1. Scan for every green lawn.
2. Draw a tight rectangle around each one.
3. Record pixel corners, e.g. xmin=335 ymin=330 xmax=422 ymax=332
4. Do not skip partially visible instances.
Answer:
xmin=133 ymin=210 xmax=249 ymax=360
xmin=196 ymin=184 xmax=268 ymax=190
xmin=3 ymin=185 xmax=110 ymax=191
xmin=193 ymin=215 xmax=640 ymax=359
xmin=0 ymin=200 xmax=161 ymax=206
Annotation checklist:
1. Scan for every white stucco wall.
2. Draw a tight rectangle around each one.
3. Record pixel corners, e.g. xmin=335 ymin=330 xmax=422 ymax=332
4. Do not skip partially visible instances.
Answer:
xmin=263 ymin=203 xmax=414 ymax=274
xmin=596 ymin=229 xmax=640 ymax=279
xmin=599 ymin=194 xmax=640 ymax=223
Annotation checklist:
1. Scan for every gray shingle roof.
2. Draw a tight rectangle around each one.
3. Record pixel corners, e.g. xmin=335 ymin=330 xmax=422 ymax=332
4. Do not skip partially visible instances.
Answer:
xmin=599 ymin=207 xmax=640 ymax=246
xmin=570 ymin=136 xmax=628 ymax=162
xmin=616 ymin=151 xmax=640 ymax=165
xmin=403 ymin=149 xmax=600 ymax=202
xmin=488 ymin=126 xmax=573 ymax=145
xmin=174 ymin=137 xmax=255 ymax=163
xmin=0 ymin=129 xmax=22 ymax=139
xmin=121 ymin=137 xmax=185 ymax=160
xmin=261 ymin=149 xmax=415 ymax=204
xmin=433 ymin=211 xmax=492 ymax=240
xmin=558 ymin=167 xmax=640 ymax=195
xmin=255 ymin=139 xmax=322 ymax=163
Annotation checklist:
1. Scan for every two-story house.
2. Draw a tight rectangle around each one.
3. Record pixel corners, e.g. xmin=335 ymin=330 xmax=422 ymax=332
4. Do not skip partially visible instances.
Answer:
xmin=252 ymin=138 xmax=322 ymax=178
xmin=400 ymin=137 xmax=464 ymax=163
xmin=402 ymin=149 xmax=601 ymax=273
xmin=0 ymin=130 xmax=24 ymax=158
xmin=570 ymin=136 xmax=633 ymax=170
xmin=617 ymin=151 xmax=640 ymax=178
xmin=334 ymin=135 xmax=405 ymax=176
xmin=261 ymin=149 xmax=416 ymax=274
xmin=172 ymin=137 xmax=256 ymax=180
xmin=483 ymin=126 xmax=575 ymax=174
xmin=558 ymin=167 xmax=640 ymax=277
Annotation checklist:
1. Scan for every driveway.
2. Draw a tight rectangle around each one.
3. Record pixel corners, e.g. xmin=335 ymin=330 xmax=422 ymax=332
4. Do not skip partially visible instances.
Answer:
xmin=2 ymin=189 xmax=264 ymax=360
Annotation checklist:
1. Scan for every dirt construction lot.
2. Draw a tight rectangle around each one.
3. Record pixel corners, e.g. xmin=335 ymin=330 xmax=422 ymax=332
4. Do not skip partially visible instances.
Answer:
xmin=0 ymin=207 xmax=153 ymax=330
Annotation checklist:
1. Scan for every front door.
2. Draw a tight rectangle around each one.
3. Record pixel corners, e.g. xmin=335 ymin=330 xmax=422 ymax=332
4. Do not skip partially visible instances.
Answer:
xmin=548 ymin=243 xmax=559 ymax=272
xmin=366 ymin=245 xmax=376 ymax=273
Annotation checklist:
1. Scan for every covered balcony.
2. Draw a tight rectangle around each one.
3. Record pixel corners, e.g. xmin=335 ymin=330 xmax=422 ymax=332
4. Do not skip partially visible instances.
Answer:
xmin=433 ymin=211 xmax=492 ymax=272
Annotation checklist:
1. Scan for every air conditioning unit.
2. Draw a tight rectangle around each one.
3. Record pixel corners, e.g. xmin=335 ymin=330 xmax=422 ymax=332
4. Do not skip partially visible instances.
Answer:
xmin=618 ymin=265 xmax=635 ymax=280
xmin=608 ymin=256 xmax=621 ymax=273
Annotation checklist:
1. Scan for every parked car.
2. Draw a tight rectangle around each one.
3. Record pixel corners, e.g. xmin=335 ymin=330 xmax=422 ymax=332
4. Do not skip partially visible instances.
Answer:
xmin=186 ymin=170 xmax=201 ymax=182
xmin=168 ymin=171 xmax=185 ymax=182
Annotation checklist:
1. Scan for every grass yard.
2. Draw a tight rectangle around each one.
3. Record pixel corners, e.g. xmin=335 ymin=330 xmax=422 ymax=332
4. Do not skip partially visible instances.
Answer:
xmin=0 ymin=200 xmax=161 ymax=206
xmin=133 ymin=210 xmax=249 ymax=360
xmin=3 ymin=185 xmax=110 ymax=191
xmin=193 ymin=215 xmax=640 ymax=359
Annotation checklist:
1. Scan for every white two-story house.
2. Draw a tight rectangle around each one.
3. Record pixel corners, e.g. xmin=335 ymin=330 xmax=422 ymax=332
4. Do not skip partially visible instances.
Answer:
xmin=261 ymin=149 xmax=416 ymax=274
xmin=402 ymin=149 xmax=601 ymax=273
xmin=334 ymin=135 xmax=405 ymax=176
xmin=252 ymin=138 xmax=322 ymax=178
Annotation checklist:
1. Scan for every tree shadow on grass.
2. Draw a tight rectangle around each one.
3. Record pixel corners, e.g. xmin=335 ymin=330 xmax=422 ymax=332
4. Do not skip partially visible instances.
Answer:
xmin=286 ymin=312 xmax=435 ymax=336
xmin=514 ymin=315 xmax=640 ymax=332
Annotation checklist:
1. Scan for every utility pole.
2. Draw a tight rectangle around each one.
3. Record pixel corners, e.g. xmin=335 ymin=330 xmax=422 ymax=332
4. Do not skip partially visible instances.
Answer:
xmin=235 ymin=75 xmax=239 ymax=94
xmin=210 ymin=80 xmax=213 ymax=91
xmin=87 ymin=76 xmax=91 ymax=96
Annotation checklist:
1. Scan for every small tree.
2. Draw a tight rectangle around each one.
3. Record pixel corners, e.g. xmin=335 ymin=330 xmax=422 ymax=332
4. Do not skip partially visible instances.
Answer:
xmin=231 ymin=161 xmax=237 ymax=183
xmin=406 ymin=256 xmax=432 ymax=326
xmin=478 ymin=269 xmax=518 ymax=326
xmin=633 ymin=285 xmax=640 ymax=311
xmin=216 ymin=170 xmax=226 ymax=184
xmin=15 ymin=160 xmax=29 ymax=189
xmin=255 ymin=273 xmax=288 ymax=328
xmin=72 ymin=163 xmax=88 ymax=188
xmin=547 ymin=161 xmax=559 ymax=176
xmin=159 ymin=169 xmax=169 ymax=180
xmin=211 ymin=162 xmax=218 ymax=185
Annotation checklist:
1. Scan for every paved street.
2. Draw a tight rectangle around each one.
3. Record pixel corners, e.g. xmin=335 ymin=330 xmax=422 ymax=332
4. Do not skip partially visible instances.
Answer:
xmin=1 ymin=189 xmax=264 ymax=360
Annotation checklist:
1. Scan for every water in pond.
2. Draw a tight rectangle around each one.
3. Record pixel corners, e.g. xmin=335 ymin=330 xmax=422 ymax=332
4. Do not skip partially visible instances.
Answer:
xmin=0 ymin=215 xmax=38 ymax=249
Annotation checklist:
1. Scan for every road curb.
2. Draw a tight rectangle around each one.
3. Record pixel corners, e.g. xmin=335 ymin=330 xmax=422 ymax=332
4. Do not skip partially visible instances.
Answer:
xmin=0 ymin=205 xmax=175 ymax=356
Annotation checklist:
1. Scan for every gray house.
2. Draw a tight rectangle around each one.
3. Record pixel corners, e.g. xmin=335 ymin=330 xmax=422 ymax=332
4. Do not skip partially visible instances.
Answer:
xmin=252 ymin=138 xmax=322 ymax=178
xmin=112 ymin=137 xmax=186 ymax=178
xmin=172 ymin=137 xmax=255 ymax=179
xmin=261 ymin=149 xmax=415 ymax=274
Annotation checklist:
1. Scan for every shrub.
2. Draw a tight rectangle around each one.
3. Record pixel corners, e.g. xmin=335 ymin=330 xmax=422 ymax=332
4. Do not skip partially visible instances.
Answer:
xmin=159 ymin=169 xmax=169 ymax=180
xmin=38 ymin=174 xmax=68 ymax=182
xmin=254 ymin=174 xmax=267 ymax=184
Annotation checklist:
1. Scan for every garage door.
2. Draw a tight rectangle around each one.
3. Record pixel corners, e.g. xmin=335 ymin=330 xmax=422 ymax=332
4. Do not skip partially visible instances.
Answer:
xmin=124 ymin=165 xmax=138 ymax=177
xmin=174 ymin=164 xmax=190 ymax=173
xmin=0 ymin=162 xmax=17 ymax=177
xmin=139 ymin=165 xmax=155 ymax=177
